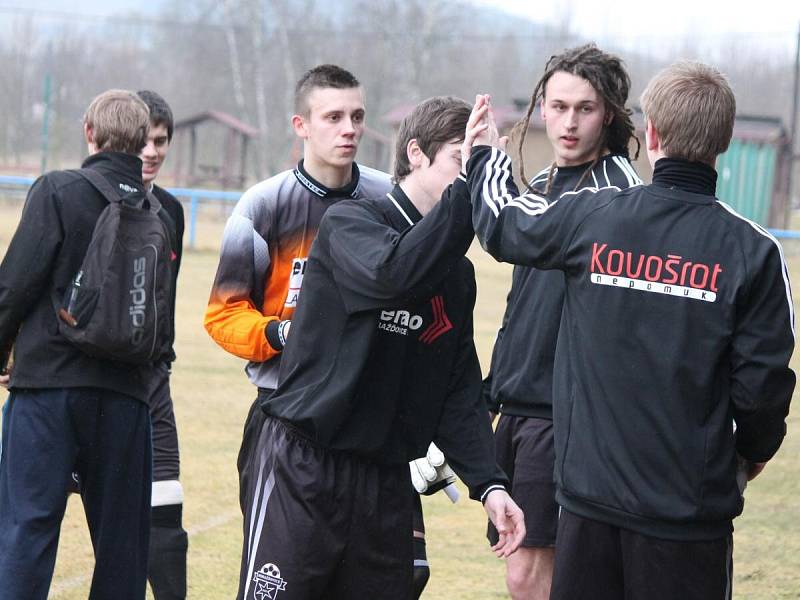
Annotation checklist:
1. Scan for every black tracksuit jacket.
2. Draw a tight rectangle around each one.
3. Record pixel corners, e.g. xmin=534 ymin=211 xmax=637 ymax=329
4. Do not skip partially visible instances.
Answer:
xmin=264 ymin=178 xmax=508 ymax=502
xmin=468 ymin=146 xmax=795 ymax=540
xmin=482 ymin=155 xmax=642 ymax=417
xmin=0 ymin=152 xmax=179 ymax=403
xmin=152 ymin=184 xmax=184 ymax=364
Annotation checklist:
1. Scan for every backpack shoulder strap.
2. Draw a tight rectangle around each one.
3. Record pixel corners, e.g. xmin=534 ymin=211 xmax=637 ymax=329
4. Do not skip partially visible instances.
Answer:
xmin=72 ymin=168 xmax=122 ymax=204
xmin=150 ymin=191 xmax=178 ymax=252
xmin=146 ymin=190 xmax=163 ymax=214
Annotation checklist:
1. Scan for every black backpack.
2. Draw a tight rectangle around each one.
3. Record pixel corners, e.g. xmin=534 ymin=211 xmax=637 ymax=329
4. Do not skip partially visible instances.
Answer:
xmin=53 ymin=169 xmax=175 ymax=364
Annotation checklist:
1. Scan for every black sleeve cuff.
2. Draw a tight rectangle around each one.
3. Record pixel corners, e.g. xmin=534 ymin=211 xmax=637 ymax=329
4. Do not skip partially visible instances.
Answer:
xmin=479 ymin=484 xmax=507 ymax=504
xmin=265 ymin=320 xmax=291 ymax=351
xmin=265 ymin=320 xmax=283 ymax=351
xmin=735 ymin=421 xmax=787 ymax=463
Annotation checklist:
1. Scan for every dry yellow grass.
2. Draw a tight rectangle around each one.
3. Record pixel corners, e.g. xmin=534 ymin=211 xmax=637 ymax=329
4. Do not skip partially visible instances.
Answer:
xmin=0 ymin=199 xmax=798 ymax=599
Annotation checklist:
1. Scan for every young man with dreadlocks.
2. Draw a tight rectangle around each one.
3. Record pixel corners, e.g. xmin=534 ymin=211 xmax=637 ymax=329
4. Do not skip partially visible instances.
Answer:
xmin=481 ymin=44 xmax=641 ymax=600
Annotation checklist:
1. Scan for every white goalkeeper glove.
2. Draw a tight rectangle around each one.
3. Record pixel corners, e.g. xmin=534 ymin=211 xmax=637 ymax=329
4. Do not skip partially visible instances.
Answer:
xmin=409 ymin=443 xmax=459 ymax=502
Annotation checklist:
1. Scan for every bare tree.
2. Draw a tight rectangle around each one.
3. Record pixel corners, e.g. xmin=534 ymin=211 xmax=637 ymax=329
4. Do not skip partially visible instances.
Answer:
xmin=223 ymin=0 xmax=248 ymax=119
xmin=0 ymin=0 xmax=795 ymax=182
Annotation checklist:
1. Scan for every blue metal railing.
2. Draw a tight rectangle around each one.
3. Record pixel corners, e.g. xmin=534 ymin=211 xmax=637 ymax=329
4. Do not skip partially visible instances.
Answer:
xmin=0 ymin=175 xmax=241 ymax=249
xmin=163 ymin=186 xmax=241 ymax=248
xmin=768 ymin=229 xmax=800 ymax=240
xmin=2 ymin=174 xmax=800 ymax=246
xmin=0 ymin=175 xmax=41 ymax=187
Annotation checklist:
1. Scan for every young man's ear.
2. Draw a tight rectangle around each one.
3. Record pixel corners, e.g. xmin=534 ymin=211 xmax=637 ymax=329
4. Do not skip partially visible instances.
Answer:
xmin=539 ymin=98 xmax=547 ymax=122
xmin=84 ymin=122 xmax=98 ymax=154
xmin=406 ymin=139 xmax=427 ymax=169
xmin=645 ymin=119 xmax=660 ymax=153
xmin=291 ymin=114 xmax=309 ymax=139
xmin=604 ymin=110 xmax=614 ymax=126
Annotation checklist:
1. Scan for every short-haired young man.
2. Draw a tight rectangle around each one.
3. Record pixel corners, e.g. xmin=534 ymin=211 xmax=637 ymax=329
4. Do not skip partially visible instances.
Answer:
xmin=206 ymin=64 xmax=456 ymax=599
xmin=0 ymin=89 xmax=169 ymax=600
xmin=137 ymin=89 xmax=188 ymax=600
xmin=237 ymin=96 xmax=525 ymax=600
xmin=204 ymin=64 xmax=391 ymax=514
xmin=465 ymin=61 xmax=795 ymax=599
xmin=482 ymin=44 xmax=641 ymax=600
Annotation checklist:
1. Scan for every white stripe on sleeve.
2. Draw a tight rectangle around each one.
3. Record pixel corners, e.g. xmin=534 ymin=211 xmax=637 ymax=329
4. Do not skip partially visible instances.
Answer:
xmin=481 ymin=148 xmax=549 ymax=217
xmin=717 ymin=201 xmax=795 ymax=338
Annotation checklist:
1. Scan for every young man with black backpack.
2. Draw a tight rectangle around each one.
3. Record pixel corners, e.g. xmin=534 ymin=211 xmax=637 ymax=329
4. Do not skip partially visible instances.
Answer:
xmin=0 ymin=89 xmax=177 ymax=600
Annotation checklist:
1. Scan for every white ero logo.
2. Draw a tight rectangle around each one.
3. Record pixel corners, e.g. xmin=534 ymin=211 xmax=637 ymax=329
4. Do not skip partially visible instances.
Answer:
xmin=129 ymin=257 xmax=147 ymax=343
xmin=378 ymin=309 xmax=424 ymax=336
xmin=380 ymin=310 xmax=423 ymax=330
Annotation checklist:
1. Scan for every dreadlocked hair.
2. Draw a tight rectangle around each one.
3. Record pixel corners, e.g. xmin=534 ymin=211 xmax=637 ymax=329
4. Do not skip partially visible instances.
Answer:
xmin=511 ymin=43 xmax=640 ymax=193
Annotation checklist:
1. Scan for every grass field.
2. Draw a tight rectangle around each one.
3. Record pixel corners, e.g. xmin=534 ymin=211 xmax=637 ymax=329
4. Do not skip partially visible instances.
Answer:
xmin=1 ymin=199 xmax=799 ymax=599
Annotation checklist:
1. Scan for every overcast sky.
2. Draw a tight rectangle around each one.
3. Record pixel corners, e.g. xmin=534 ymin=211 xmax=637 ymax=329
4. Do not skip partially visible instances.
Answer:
xmin=7 ymin=0 xmax=800 ymax=36
xmin=474 ymin=0 xmax=800 ymax=35
xmin=473 ymin=0 xmax=800 ymax=55
xmin=4 ymin=0 xmax=800 ymax=57
xmin=12 ymin=0 xmax=799 ymax=34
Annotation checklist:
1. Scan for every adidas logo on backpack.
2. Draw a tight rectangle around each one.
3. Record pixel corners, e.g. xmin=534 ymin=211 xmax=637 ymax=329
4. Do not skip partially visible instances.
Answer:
xmin=53 ymin=169 xmax=175 ymax=364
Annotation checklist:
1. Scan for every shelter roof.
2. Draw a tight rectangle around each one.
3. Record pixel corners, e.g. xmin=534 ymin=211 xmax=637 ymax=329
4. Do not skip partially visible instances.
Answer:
xmin=174 ymin=110 xmax=259 ymax=138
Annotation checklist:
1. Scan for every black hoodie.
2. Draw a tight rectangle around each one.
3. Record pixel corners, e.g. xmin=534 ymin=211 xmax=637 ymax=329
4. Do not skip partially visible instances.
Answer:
xmin=264 ymin=178 xmax=508 ymax=501
xmin=0 ymin=152 xmax=176 ymax=403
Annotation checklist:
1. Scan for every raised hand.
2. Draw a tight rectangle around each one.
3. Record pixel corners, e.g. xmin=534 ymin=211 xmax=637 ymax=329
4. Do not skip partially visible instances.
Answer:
xmin=461 ymin=94 xmax=505 ymax=171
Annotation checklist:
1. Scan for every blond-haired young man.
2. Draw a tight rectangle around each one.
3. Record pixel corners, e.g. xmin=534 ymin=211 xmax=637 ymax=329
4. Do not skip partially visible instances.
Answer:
xmin=0 ymin=89 xmax=171 ymax=600
xmin=465 ymin=61 xmax=794 ymax=599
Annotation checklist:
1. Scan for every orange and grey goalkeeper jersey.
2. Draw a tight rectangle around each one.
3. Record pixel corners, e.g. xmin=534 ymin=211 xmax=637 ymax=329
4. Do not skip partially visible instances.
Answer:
xmin=204 ymin=161 xmax=392 ymax=389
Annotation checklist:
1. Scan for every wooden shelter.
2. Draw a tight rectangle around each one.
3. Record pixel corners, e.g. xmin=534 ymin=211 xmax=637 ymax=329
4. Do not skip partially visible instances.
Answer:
xmin=171 ymin=111 xmax=258 ymax=189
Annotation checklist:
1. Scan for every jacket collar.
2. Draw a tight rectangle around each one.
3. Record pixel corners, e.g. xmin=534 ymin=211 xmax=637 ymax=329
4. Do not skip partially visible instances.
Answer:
xmin=652 ymin=157 xmax=717 ymax=196
xmin=82 ymin=151 xmax=144 ymax=193
xmin=293 ymin=160 xmax=361 ymax=199
xmin=385 ymin=184 xmax=423 ymax=227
